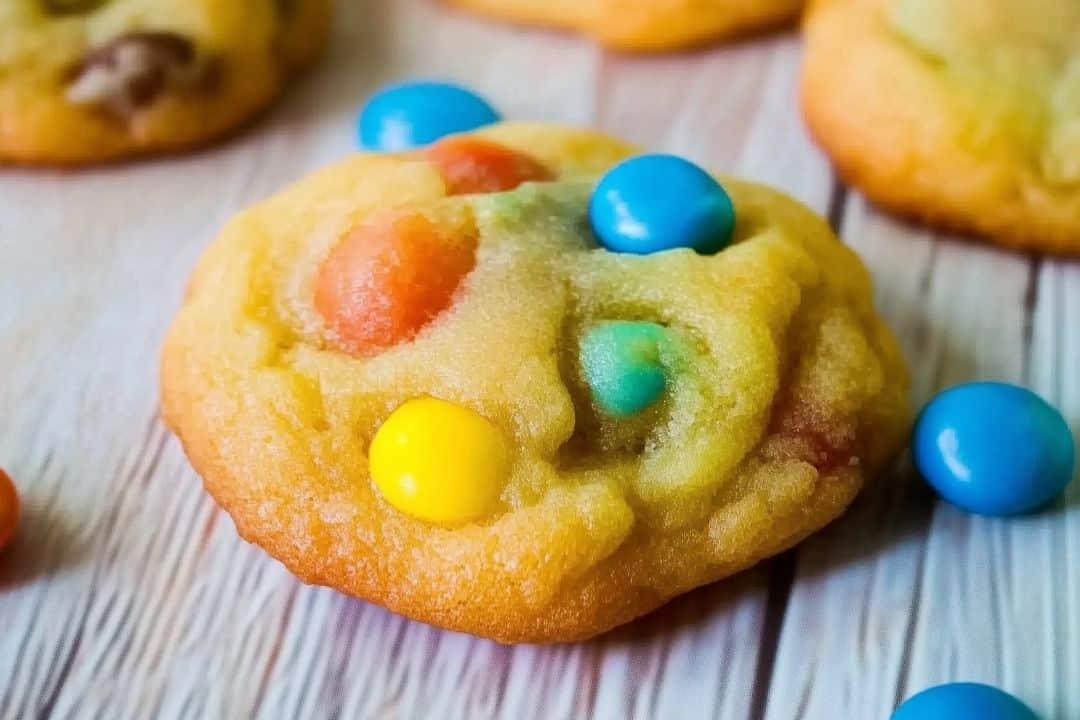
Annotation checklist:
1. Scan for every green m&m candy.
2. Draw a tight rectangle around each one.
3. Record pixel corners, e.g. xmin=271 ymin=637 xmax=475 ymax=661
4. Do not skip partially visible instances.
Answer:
xmin=580 ymin=321 xmax=676 ymax=417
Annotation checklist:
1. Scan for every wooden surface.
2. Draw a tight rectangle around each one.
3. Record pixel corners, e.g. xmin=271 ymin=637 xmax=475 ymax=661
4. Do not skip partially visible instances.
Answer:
xmin=1 ymin=2 xmax=1077 ymax=718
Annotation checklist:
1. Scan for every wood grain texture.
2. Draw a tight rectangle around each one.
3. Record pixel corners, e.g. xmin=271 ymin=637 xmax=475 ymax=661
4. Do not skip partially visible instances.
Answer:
xmin=0 ymin=1 xmax=1076 ymax=719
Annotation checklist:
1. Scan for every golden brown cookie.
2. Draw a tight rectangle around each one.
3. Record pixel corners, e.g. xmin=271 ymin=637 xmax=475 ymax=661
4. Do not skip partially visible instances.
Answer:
xmin=444 ymin=0 xmax=802 ymax=51
xmin=0 ymin=0 xmax=331 ymax=165
xmin=802 ymin=0 xmax=1080 ymax=254
xmin=162 ymin=123 xmax=909 ymax=643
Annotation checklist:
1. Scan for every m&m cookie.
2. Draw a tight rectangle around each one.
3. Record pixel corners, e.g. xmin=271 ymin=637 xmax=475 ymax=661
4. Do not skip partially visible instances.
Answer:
xmin=162 ymin=117 xmax=909 ymax=642
xmin=443 ymin=0 xmax=802 ymax=51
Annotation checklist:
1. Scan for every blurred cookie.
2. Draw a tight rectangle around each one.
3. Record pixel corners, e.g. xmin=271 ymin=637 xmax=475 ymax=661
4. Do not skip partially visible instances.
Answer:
xmin=0 ymin=0 xmax=330 ymax=165
xmin=445 ymin=0 xmax=802 ymax=51
xmin=162 ymin=123 xmax=908 ymax=642
xmin=802 ymin=0 xmax=1080 ymax=253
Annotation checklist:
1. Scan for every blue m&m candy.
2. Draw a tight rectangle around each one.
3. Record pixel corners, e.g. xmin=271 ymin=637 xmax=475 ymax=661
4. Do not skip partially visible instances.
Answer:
xmin=358 ymin=81 xmax=501 ymax=151
xmin=913 ymin=382 xmax=1075 ymax=516
xmin=892 ymin=683 xmax=1039 ymax=720
xmin=589 ymin=154 xmax=735 ymax=256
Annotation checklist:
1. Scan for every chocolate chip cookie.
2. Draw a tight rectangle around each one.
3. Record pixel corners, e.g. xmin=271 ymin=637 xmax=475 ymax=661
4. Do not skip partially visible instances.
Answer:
xmin=0 ymin=0 xmax=330 ymax=165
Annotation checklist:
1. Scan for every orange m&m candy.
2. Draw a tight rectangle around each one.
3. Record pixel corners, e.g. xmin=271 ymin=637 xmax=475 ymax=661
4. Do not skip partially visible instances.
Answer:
xmin=0 ymin=469 xmax=19 ymax=552
xmin=315 ymin=211 xmax=478 ymax=356
xmin=425 ymin=136 xmax=553 ymax=195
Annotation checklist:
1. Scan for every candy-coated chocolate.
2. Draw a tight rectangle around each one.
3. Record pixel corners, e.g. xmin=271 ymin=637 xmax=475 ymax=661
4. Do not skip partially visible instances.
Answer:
xmin=892 ymin=683 xmax=1040 ymax=720
xmin=425 ymin=136 xmax=553 ymax=195
xmin=358 ymin=81 xmax=501 ymax=151
xmin=369 ymin=397 xmax=509 ymax=524
xmin=581 ymin=321 xmax=673 ymax=417
xmin=0 ymin=468 xmax=18 ymax=552
xmin=314 ymin=211 xmax=477 ymax=356
xmin=913 ymin=382 xmax=1075 ymax=516
xmin=589 ymin=154 xmax=735 ymax=256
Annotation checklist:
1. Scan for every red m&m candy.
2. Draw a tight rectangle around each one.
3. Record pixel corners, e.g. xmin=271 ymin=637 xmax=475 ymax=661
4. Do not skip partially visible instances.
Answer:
xmin=425 ymin=136 xmax=553 ymax=195
xmin=315 ymin=211 xmax=477 ymax=355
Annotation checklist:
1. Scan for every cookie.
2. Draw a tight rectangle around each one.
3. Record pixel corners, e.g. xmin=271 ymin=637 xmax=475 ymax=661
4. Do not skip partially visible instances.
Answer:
xmin=0 ymin=0 xmax=331 ymax=165
xmin=162 ymin=123 xmax=909 ymax=643
xmin=802 ymin=0 xmax=1080 ymax=254
xmin=444 ymin=0 xmax=802 ymax=51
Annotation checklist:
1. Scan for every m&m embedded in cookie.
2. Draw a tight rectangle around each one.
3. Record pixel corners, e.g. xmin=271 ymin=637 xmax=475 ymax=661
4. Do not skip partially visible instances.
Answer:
xmin=425 ymin=135 xmax=553 ymax=195
xmin=589 ymin=154 xmax=735 ymax=256
xmin=368 ymin=397 xmax=509 ymax=525
xmin=314 ymin=211 xmax=478 ymax=356
xmin=892 ymin=683 xmax=1039 ymax=720
xmin=580 ymin=321 xmax=676 ymax=418
xmin=913 ymin=382 xmax=1075 ymax=516
xmin=358 ymin=81 xmax=501 ymax=151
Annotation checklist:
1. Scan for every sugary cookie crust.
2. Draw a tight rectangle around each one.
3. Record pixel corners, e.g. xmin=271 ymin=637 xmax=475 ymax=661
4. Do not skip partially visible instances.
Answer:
xmin=0 ymin=0 xmax=330 ymax=165
xmin=162 ymin=123 xmax=909 ymax=643
xmin=802 ymin=0 xmax=1080 ymax=254
xmin=444 ymin=0 xmax=802 ymax=51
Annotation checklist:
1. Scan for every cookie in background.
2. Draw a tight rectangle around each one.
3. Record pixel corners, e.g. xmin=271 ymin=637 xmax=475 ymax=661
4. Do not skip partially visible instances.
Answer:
xmin=802 ymin=0 xmax=1080 ymax=254
xmin=443 ymin=0 xmax=803 ymax=51
xmin=0 ymin=0 xmax=331 ymax=165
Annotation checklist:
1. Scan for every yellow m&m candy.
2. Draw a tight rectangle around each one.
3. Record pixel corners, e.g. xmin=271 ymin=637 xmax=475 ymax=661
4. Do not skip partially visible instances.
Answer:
xmin=369 ymin=397 xmax=509 ymax=524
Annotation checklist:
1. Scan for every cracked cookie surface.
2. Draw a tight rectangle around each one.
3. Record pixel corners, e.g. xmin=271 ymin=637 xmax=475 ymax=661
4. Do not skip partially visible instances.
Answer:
xmin=0 ymin=0 xmax=330 ymax=165
xmin=161 ymin=123 xmax=909 ymax=643
xmin=802 ymin=0 xmax=1080 ymax=254
xmin=443 ymin=0 xmax=802 ymax=51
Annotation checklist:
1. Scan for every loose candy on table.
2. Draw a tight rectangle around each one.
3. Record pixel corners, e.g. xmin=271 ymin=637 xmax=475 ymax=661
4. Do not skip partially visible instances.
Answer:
xmin=580 ymin=321 xmax=674 ymax=417
xmin=314 ymin=211 xmax=477 ymax=356
xmin=425 ymin=136 xmax=553 ymax=195
xmin=357 ymin=81 xmax=501 ymax=151
xmin=589 ymin=154 xmax=735 ymax=256
xmin=0 ymin=468 xmax=18 ymax=552
xmin=892 ymin=683 xmax=1040 ymax=720
xmin=913 ymin=381 xmax=1075 ymax=516
xmin=368 ymin=397 xmax=509 ymax=524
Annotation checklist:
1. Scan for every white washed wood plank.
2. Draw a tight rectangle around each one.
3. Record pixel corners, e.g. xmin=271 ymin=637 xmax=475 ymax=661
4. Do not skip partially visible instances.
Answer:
xmin=1026 ymin=260 xmax=1080 ymax=720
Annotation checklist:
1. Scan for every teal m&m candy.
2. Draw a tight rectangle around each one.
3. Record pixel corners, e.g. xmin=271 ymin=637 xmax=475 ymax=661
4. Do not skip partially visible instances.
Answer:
xmin=892 ymin=683 xmax=1039 ymax=720
xmin=358 ymin=81 xmax=501 ymax=151
xmin=580 ymin=321 xmax=675 ymax=417
xmin=589 ymin=154 xmax=735 ymax=256
xmin=913 ymin=382 xmax=1075 ymax=516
